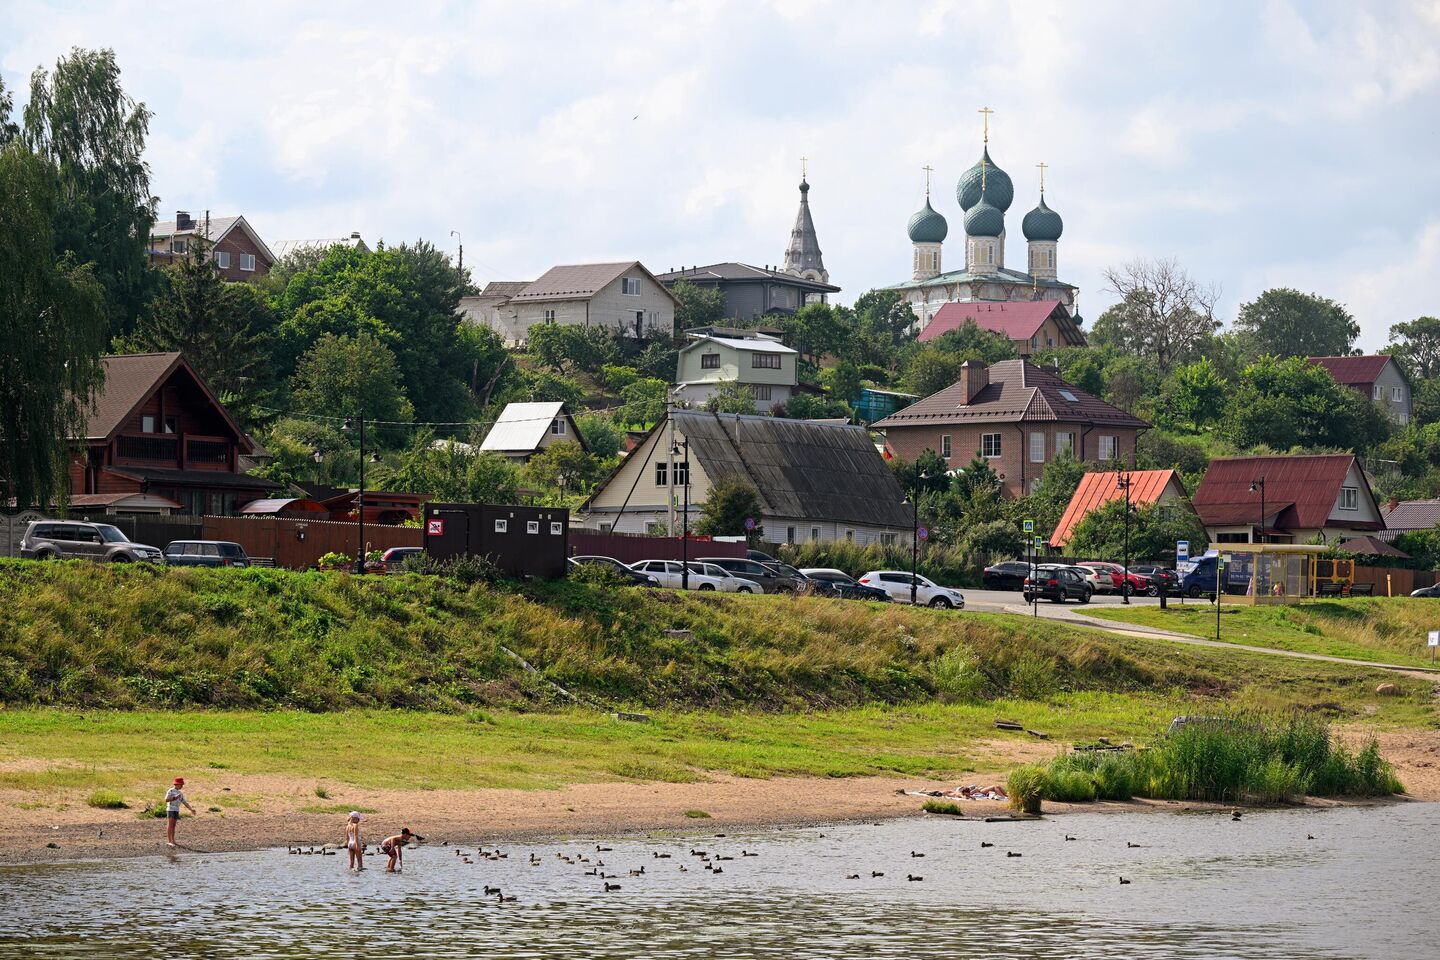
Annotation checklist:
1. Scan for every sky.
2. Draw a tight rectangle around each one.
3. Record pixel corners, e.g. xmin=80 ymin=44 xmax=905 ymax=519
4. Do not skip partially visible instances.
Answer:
xmin=3 ymin=0 xmax=1439 ymax=349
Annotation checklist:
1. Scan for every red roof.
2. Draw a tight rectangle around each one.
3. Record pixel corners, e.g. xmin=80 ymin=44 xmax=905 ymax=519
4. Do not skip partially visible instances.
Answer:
xmin=1051 ymin=470 xmax=1184 ymax=547
xmin=919 ymin=300 xmax=1080 ymax=345
xmin=1192 ymin=455 xmax=1382 ymax=532
xmin=1306 ymin=355 xmax=1397 ymax=387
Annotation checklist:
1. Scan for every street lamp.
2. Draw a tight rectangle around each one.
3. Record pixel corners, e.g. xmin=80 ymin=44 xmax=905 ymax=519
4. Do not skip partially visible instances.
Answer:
xmin=343 ymin=414 xmax=382 ymax=575
xmin=1249 ymin=477 xmax=1266 ymax=545
xmin=671 ymin=440 xmax=690 ymax=590
xmin=903 ymin=471 xmax=931 ymax=605
xmin=1117 ymin=471 xmax=1133 ymax=605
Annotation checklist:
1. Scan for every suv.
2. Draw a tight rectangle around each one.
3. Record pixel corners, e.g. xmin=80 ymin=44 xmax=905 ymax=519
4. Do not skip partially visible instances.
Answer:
xmin=798 ymin=568 xmax=890 ymax=602
xmin=981 ymin=560 xmax=1035 ymax=591
xmin=163 ymin=540 xmax=250 ymax=568
xmin=857 ymin=570 xmax=965 ymax=609
xmin=20 ymin=520 xmax=164 ymax=563
xmin=697 ymin=556 xmax=798 ymax=593
xmin=570 ymin=555 xmax=659 ymax=586
xmin=1077 ymin=561 xmax=1149 ymax=597
xmin=1023 ymin=565 xmax=1093 ymax=604
xmin=1131 ymin=565 xmax=1179 ymax=596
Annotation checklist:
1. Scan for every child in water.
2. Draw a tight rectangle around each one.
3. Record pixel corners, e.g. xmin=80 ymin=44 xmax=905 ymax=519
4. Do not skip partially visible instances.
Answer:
xmin=380 ymin=827 xmax=422 ymax=873
xmin=345 ymin=812 xmax=364 ymax=870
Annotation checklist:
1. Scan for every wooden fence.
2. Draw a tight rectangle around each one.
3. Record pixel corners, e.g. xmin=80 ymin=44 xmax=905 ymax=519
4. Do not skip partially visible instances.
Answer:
xmin=202 ymin=516 xmax=420 ymax=569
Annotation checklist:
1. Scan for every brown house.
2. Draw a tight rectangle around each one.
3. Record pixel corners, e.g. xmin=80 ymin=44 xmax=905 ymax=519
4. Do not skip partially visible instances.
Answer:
xmin=69 ymin=353 xmax=275 ymax=515
xmin=873 ymin=359 xmax=1149 ymax=496
xmin=148 ymin=211 xmax=276 ymax=282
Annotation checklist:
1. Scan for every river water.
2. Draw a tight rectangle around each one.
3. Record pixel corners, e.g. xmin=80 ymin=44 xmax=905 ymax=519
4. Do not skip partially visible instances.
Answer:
xmin=1 ymin=804 xmax=1432 ymax=959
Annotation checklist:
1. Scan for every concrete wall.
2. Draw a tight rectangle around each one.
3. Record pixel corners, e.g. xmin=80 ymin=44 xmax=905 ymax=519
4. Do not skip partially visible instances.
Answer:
xmin=676 ymin=344 xmax=798 ymax=388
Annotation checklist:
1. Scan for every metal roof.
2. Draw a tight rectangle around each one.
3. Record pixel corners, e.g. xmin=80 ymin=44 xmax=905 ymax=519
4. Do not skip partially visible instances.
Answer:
xmin=1050 ymin=469 xmax=1185 ymax=547
xmin=480 ymin=402 xmax=582 ymax=454
xmin=886 ymin=267 xmax=1076 ymax=291
xmin=920 ymin=300 xmax=1085 ymax=347
xmin=508 ymin=262 xmax=679 ymax=305
xmin=655 ymin=262 xmax=840 ymax=293
xmin=670 ymin=410 xmax=911 ymax=528
xmin=1192 ymin=455 xmax=1382 ymax=532
xmin=680 ymin=336 xmax=797 ymax=355
xmin=1378 ymin=498 xmax=1440 ymax=539
xmin=1306 ymin=355 xmax=1404 ymax=386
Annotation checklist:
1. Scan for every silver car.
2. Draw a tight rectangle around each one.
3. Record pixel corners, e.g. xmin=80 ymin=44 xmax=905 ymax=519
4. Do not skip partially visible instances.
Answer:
xmin=20 ymin=520 xmax=164 ymax=563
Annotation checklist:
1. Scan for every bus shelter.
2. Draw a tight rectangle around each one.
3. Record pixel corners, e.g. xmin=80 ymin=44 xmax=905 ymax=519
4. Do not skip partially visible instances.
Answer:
xmin=1216 ymin=543 xmax=1329 ymax=604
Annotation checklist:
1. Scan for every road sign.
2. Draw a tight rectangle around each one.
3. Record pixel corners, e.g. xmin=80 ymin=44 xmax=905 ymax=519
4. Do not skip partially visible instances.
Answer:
xmin=1023 ymin=519 xmax=1034 ymax=533
xmin=1177 ymin=540 xmax=1190 ymax=562
xmin=426 ymin=518 xmax=444 ymax=536
xmin=1033 ymin=536 xmax=1043 ymax=550
xmin=917 ymin=526 xmax=929 ymax=541
xmin=1428 ymin=630 xmax=1439 ymax=648
xmin=743 ymin=517 xmax=756 ymax=531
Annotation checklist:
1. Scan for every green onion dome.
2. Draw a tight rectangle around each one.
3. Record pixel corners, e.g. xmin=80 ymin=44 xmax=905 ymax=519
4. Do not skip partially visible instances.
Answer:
xmin=907 ymin=198 xmax=949 ymax=243
xmin=956 ymin=148 xmax=1014 ymax=213
xmin=963 ymin=198 xmax=1004 ymax=238
xmin=1021 ymin=197 xmax=1063 ymax=241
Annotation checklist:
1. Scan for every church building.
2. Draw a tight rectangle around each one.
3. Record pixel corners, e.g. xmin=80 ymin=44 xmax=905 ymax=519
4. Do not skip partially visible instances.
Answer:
xmin=887 ymin=110 xmax=1082 ymax=341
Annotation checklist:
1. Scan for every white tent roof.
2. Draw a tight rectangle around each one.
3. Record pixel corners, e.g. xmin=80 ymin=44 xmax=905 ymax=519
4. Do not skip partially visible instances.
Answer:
xmin=480 ymin=402 xmax=568 ymax=453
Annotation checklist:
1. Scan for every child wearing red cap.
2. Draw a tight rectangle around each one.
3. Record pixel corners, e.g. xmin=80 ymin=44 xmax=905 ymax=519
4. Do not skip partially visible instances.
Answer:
xmin=164 ymin=777 xmax=196 ymax=847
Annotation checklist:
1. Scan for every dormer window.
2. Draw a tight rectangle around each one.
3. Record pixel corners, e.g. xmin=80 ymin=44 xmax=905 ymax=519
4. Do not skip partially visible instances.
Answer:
xmin=1340 ymin=487 xmax=1359 ymax=510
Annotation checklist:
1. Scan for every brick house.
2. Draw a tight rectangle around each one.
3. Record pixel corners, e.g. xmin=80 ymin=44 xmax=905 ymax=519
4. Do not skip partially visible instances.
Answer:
xmin=918 ymin=300 xmax=1087 ymax=355
xmin=69 ymin=353 xmax=275 ymax=516
xmin=147 ymin=211 xmax=276 ymax=282
xmin=1306 ymin=355 xmax=1412 ymax=426
xmin=872 ymin=359 xmax=1149 ymax=496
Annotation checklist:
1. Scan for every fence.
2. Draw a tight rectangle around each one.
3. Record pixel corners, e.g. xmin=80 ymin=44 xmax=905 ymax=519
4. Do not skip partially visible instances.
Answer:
xmin=202 ymin=516 xmax=420 ymax=569
xmin=1351 ymin=565 xmax=1438 ymax=597
xmin=568 ymin=532 xmax=746 ymax=564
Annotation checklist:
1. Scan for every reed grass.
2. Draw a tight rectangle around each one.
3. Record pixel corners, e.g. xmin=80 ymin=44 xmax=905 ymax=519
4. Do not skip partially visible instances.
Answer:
xmin=85 ymin=789 xmax=127 ymax=809
xmin=920 ymin=799 xmax=964 ymax=815
xmin=1007 ymin=765 xmax=1048 ymax=814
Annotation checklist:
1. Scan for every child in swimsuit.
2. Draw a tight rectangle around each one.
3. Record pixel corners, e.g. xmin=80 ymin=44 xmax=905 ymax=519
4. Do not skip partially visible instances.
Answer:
xmin=345 ymin=812 xmax=364 ymax=871
xmin=380 ymin=827 xmax=421 ymax=873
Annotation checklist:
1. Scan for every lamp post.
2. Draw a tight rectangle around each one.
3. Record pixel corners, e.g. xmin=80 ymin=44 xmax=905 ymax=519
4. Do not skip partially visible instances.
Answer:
xmin=672 ymin=440 xmax=690 ymax=590
xmin=343 ymin=413 xmax=381 ymax=575
xmin=904 ymin=471 xmax=931 ymax=606
xmin=1249 ymin=477 xmax=1266 ymax=545
xmin=1117 ymin=471 xmax=1133 ymax=605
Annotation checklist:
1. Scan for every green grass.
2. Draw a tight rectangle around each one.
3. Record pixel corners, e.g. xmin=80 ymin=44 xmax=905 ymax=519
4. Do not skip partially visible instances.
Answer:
xmin=85 ymin=789 xmax=127 ymax=809
xmin=683 ymin=809 xmax=711 ymax=819
xmin=920 ymin=798 xmax=964 ymax=815
xmin=1085 ymin=598 xmax=1440 ymax=667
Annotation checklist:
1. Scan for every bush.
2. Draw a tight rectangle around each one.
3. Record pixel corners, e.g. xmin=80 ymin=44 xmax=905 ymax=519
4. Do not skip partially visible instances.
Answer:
xmin=1008 ymin=764 xmax=1049 ymax=814
xmin=1007 ymin=654 xmax=1060 ymax=700
xmin=87 ymin=790 xmax=128 ymax=809
xmin=316 ymin=551 xmax=351 ymax=569
xmin=921 ymin=799 xmax=964 ymax=816
xmin=1045 ymin=768 xmax=1097 ymax=803
xmin=930 ymin=646 xmax=988 ymax=701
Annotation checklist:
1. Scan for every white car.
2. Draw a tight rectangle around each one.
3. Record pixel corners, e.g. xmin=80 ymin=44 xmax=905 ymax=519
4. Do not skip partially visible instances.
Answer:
xmin=856 ymin=570 xmax=965 ymax=609
xmin=685 ymin=562 xmax=764 ymax=594
xmin=1065 ymin=565 xmax=1106 ymax=594
xmin=628 ymin=559 xmax=731 ymax=592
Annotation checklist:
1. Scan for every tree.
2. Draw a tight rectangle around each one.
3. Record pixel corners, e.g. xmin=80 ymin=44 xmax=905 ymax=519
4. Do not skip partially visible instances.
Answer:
xmin=524 ymin=439 xmax=602 ymax=495
xmin=576 ymin=413 xmax=624 ymax=459
xmin=1234 ymin=288 xmax=1358 ymax=358
xmin=119 ymin=242 xmax=280 ymax=426
xmin=927 ymin=319 xmax=1018 ymax=364
xmin=704 ymin=381 xmax=756 ymax=414
xmin=1164 ymin=356 xmax=1228 ymax=430
xmin=0 ymin=74 xmax=18 ymax=142
xmin=1093 ymin=258 xmax=1219 ymax=372
xmin=826 ymin=359 xmax=863 ymax=405
xmin=848 ymin=289 xmax=917 ymax=366
xmin=375 ymin=432 xmax=520 ymax=504
xmin=1065 ymin=498 xmax=1208 ymax=564
xmin=23 ymin=48 xmax=155 ymax=336
xmin=1222 ymin=354 xmax=1390 ymax=454
xmin=892 ymin=450 xmax=952 ymax=496
xmin=777 ymin=302 xmax=852 ymax=364
xmin=901 ymin=347 xmax=964 ymax=397
xmin=617 ymin=378 xmax=669 ymax=426
xmin=695 ymin=476 xmax=763 ymax=537
xmin=0 ymin=144 xmax=108 ymax=507
xmin=777 ymin=393 xmax=850 ymax=420
xmin=1414 ymin=379 xmax=1440 ymax=428
xmin=290 ymin=332 xmax=415 ymax=443
xmin=671 ymin=279 xmax=727 ymax=330
xmin=527 ymin=323 xmax=617 ymax=374
xmin=1387 ymin=316 xmax=1440 ymax=381
xmin=1024 ymin=452 xmax=1088 ymax=536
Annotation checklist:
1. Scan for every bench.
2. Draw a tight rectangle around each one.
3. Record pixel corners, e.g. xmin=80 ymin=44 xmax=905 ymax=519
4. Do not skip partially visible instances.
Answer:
xmin=1316 ymin=581 xmax=1345 ymax=597
xmin=1348 ymin=582 xmax=1374 ymax=596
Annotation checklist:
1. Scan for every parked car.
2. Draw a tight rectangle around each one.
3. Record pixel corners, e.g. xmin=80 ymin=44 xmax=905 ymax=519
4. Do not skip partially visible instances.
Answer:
xmin=370 ymin=546 xmax=422 ymax=573
xmin=1064 ymin=565 xmax=1106 ymax=594
xmin=1411 ymin=583 xmax=1440 ymax=598
xmin=762 ymin=561 xmax=824 ymax=594
xmin=162 ymin=540 xmax=250 ymax=568
xmin=1131 ymin=565 xmax=1180 ymax=596
xmin=797 ymin=568 xmax=891 ymax=602
xmin=698 ymin=556 xmax=798 ymax=593
xmin=568 ymin=555 xmax=660 ymax=586
xmin=629 ymin=560 xmax=730 ymax=592
xmin=1023 ymin=564 xmax=1093 ymax=604
xmin=857 ymin=570 xmax=965 ymax=609
xmin=20 ymin=520 xmax=163 ymax=563
xmin=684 ymin=562 xmax=763 ymax=593
xmin=1077 ymin=561 xmax=1149 ymax=597
xmin=981 ymin=560 xmax=1035 ymax=591
xmin=746 ymin=549 xmax=779 ymax=565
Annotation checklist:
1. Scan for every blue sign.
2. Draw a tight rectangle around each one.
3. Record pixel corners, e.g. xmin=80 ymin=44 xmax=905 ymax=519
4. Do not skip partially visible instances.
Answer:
xmin=743 ymin=517 xmax=756 ymax=531
xmin=1022 ymin=519 xmax=1035 ymax=533
xmin=917 ymin=526 xmax=929 ymax=541
xmin=1177 ymin=540 xmax=1190 ymax=562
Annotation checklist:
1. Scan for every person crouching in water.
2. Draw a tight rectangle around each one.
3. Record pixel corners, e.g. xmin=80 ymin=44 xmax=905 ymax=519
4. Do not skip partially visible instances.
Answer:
xmin=345 ymin=812 xmax=364 ymax=871
xmin=381 ymin=827 xmax=422 ymax=872
xmin=164 ymin=777 xmax=196 ymax=847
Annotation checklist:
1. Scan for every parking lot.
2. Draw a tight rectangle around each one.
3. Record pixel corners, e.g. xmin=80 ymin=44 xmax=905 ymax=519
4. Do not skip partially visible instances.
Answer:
xmin=960 ymin=586 xmax=1176 ymax=614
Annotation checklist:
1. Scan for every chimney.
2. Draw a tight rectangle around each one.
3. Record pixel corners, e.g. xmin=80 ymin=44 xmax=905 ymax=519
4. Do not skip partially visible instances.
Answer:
xmin=1386 ymin=496 xmax=1400 ymax=512
xmin=958 ymin=360 xmax=989 ymax=404
xmin=175 ymin=210 xmax=194 ymax=231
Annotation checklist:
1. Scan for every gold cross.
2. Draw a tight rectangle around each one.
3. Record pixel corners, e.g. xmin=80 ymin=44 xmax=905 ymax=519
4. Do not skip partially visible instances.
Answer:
xmin=978 ymin=106 xmax=994 ymax=144
xmin=1037 ymin=161 xmax=1047 ymax=195
xmin=980 ymin=155 xmax=987 ymax=192
xmin=800 ymin=156 xmax=808 ymax=180
xmin=922 ymin=164 xmax=933 ymax=197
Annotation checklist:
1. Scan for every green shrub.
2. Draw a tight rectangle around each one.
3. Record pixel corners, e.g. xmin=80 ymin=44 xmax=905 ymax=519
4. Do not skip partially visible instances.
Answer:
xmin=1045 ymin=767 xmax=1097 ymax=803
xmin=930 ymin=646 xmax=988 ymax=700
xmin=1008 ymin=764 xmax=1049 ymax=814
xmin=86 ymin=790 xmax=127 ymax=809
xmin=683 ymin=809 xmax=711 ymax=819
xmin=921 ymin=799 xmax=964 ymax=815
xmin=316 ymin=552 xmax=351 ymax=569
xmin=1007 ymin=654 xmax=1060 ymax=700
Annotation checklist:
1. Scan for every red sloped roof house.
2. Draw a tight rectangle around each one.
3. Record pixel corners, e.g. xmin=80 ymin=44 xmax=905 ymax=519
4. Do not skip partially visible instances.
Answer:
xmin=918 ymin=301 xmax=1086 ymax=354
xmin=1192 ymin=455 xmax=1384 ymax=542
xmin=1050 ymin=469 xmax=1188 ymax=547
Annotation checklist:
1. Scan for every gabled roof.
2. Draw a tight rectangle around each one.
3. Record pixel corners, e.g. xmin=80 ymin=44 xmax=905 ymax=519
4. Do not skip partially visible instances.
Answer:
xmin=1306 ymin=355 xmax=1405 ymax=387
xmin=271 ymin=234 xmax=369 ymax=258
xmin=920 ymin=300 xmax=1085 ymax=347
xmin=480 ymin=402 xmax=585 ymax=454
xmin=150 ymin=215 xmax=275 ymax=265
xmin=679 ymin=335 xmax=797 ymax=355
xmin=872 ymin=360 xmax=1148 ymax=430
xmin=509 ymin=261 xmax=680 ymax=305
xmin=1192 ymin=455 xmax=1381 ymax=531
xmin=1379 ymin=498 xmax=1440 ymax=537
xmin=1051 ymin=469 xmax=1185 ymax=547
xmin=1338 ymin=535 xmax=1410 ymax=559
xmin=80 ymin=353 xmax=255 ymax=453
xmin=655 ymin=262 xmax=840 ymax=293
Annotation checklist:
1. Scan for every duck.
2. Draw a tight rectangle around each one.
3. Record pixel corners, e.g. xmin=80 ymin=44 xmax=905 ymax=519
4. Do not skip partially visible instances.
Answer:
xmin=483 ymin=886 xmax=501 ymax=895
xmin=497 ymin=892 xmax=517 ymax=903
xmin=871 ymin=871 xmax=884 ymax=878
xmin=604 ymin=882 xmax=622 ymax=892
xmin=678 ymin=865 xmax=688 ymax=872
xmin=845 ymin=874 xmax=860 ymax=880
xmin=629 ymin=867 xmax=645 ymax=877
xmin=1006 ymin=852 xmax=1022 ymax=858
xmin=910 ymin=851 xmax=925 ymax=858
xmin=713 ymin=855 xmax=733 ymax=862
xmin=690 ymin=849 xmax=706 ymax=857
xmin=741 ymin=851 xmax=758 ymax=857
xmin=1119 ymin=877 xmax=1132 ymax=885
xmin=1307 ymin=834 xmax=1316 ymax=841
xmin=907 ymin=875 xmax=923 ymax=882
xmin=596 ymin=845 xmax=613 ymax=852
xmin=980 ymin=842 xmax=994 ymax=848
xmin=1126 ymin=842 xmax=1141 ymax=849
xmin=1231 ymin=811 xmax=1243 ymax=821
xmin=584 ymin=868 xmax=598 ymax=876
xmin=712 ymin=866 xmax=723 ymax=875
xmin=654 ymin=852 xmax=671 ymax=859
xmin=1064 ymin=835 xmax=1077 ymax=842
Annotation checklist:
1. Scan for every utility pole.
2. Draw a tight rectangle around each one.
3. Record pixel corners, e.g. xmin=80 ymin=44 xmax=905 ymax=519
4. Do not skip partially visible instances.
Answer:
xmin=1117 ymin=471 xmax=1133 ymax=605
xmin=450 ymin=230 xmax=463 ymax=272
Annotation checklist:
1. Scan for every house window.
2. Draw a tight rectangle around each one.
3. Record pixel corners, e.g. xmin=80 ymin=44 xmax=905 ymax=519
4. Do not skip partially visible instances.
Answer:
xmin=543 ymin=309 xmax=556 ymax=324
xmin=239 ymin=253 xmax=256 ymax=271
xmin=845 ymin=530 xmax=854 ymax=543
xmin=655 ymin=461 xmax=668 ymax=486
xmin=142 ymin=415 xmax=157 ymax=433
xmin=164 ymin=416 xmax=177 ymax=434
xmin=811 ymin=527 xmax=820 ymax=542
xmin=880 ymin=533 xmax=897 ymax=546
xmin=215 ymin=251 xmax=231 ymax=269
xmin=1030 ymin=432 xmax=1045 ymax=463
xmin=940 ymin=435 xmax=952 ymax=459
xmin=752 ymin=353 xmax=783 ymax=369
xmin=209 ymin=494 xmax=225 ymax=515
xmin=622 ymin=277 xmax=640 ymax=296
xmin=701 ymin=353 xmax=720 ymax=369
xmin=1098 ymin=435 xmax=1118 ymax=461
xmin=1340 ymin=487 xmax=1359 ymax=511
xmin=786 ymin=526 xmax=796 ymax=544
xmin=171 ymin=239 xmax=187 ymax=254
xmin=981 ymin=433 xmax=1002 ymax=458
xmin=1392 ymin=386 xmax=1404 ymax=403
xmin=1373 ymin=385 xmax=1383 ymax=400
xmin=1055 ymin=432 xmax=1074 ymax=457
xmin=674 ymin=461 xmax=689 ymax=485
xmin=551 ymin=419 xmax=566 ymax=435
xmin=753 ymin=385 xmax=772 ymax=401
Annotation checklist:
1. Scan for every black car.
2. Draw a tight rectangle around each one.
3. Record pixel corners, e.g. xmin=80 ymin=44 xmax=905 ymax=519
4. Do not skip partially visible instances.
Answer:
xmin=162 ymin=540 xmax=250 ymax=567
xmin=1132 ymin=565 xmax=1180 ymax=596
xmin=982 ymin=560 xmax=1035 ymax=591
xmin=569 ymin=555 xmax=660 ymax=587
xmin=1023 ymin=565 xmax=1093 ymax=604
xmin=798 ymin=568 xmax=891 ymax=602
xmin=698 ymin=556 xmax=798 ymax=593
xmin=746 ymin=549 xmax=779 ymax=565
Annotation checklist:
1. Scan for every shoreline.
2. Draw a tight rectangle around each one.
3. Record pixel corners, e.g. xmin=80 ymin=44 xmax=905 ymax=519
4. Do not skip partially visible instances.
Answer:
xmin=1 ymin=772 xmax=1426 ymax=867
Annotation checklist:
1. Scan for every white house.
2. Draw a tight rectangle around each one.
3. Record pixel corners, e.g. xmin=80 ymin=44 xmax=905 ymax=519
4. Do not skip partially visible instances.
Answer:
xmin=461 ymin=262 xmax=677 ymax=347
xmin=479 ymin=402 xmax=586 ymax=462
